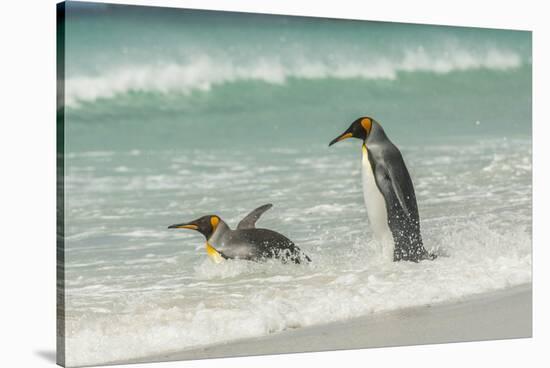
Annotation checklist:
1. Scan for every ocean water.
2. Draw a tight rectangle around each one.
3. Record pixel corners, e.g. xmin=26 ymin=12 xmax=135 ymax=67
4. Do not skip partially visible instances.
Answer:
xmin=60 ymin=3 xmax=532 ymax=366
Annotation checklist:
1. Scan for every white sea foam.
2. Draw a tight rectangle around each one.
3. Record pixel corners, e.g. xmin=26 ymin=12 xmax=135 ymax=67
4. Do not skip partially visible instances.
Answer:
xmin=65 ymin=47 xmax=523 ymax=107
xmin=62 ymin=139 xmax=531 ymax=366
xmin=64 ymin=219 xmax=531 ymax=366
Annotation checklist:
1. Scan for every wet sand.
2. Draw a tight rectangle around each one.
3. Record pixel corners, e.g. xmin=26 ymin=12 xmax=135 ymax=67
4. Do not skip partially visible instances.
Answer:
xmin=117 ymin=283 xmax=531 ymax=366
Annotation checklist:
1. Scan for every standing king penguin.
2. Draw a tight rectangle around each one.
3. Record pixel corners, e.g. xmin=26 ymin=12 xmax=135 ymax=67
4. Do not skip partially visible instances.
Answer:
xmin=329 ymin=117 xmax=435 ymax=262
xmin=168 ymin=204 xmax=311 ymax=264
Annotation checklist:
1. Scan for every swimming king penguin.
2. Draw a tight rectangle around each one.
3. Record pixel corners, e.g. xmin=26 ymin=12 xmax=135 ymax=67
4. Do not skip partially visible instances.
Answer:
xmin=168 ymin=204 xmax=311 ymax=264
xmin=329 ymin=116 xmax=435 ymax=262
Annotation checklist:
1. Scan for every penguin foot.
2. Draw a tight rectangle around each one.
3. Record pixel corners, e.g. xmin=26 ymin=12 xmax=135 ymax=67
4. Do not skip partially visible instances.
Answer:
xmin=393 ymin=247 xmax=437 ymax=262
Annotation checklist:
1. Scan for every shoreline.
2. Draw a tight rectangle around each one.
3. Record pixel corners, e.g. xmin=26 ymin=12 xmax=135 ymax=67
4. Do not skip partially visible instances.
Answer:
xmin=114 ymin=283 xmax=531 ymax=366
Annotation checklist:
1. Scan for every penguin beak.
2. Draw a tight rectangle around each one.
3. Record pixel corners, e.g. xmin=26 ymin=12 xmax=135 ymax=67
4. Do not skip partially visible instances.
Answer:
xmin=168 ymin=222 xmax=199 ymax=230
xmin=329 ymin=131 xmax=353 ymax=146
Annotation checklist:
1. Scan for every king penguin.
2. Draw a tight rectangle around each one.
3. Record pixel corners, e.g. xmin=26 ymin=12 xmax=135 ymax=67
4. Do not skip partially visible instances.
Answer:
xmin=168 ymin=204 xmax=311 ymax=264
xmin=329 ymin=116 xmax=435 ymax=262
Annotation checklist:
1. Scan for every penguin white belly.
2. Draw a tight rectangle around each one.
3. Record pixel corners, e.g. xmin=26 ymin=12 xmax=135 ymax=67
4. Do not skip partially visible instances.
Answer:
xmin=361 ymin=145 xmax=394 ymax=261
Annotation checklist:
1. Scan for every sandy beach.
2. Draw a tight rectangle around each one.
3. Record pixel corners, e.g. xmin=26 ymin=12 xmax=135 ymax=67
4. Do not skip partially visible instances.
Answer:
xmin=115 ymin=283 xmax=531 ymax=366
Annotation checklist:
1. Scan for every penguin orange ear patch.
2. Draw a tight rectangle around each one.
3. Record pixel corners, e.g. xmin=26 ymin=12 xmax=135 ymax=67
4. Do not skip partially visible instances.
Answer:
xmin=361 ymin=118 xmax=372 ymax=135
xmin=210 ymin=216 xmax=219 ymax=230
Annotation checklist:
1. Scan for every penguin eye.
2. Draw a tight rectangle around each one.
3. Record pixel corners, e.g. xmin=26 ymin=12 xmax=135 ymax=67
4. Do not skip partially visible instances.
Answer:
xmin=360 ymin=118 xmax=372 ymax=135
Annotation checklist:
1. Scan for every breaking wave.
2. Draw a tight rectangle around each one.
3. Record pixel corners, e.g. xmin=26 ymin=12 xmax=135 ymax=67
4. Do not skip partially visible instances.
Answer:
xmin=65 ymin=47 xmax=523 ymax=107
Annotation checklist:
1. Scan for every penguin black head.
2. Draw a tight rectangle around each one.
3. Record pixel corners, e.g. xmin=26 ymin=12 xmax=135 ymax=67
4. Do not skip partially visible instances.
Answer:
xmin=168 ymin=215 xmax=221 ymax=239
xmin=328 ymin=117 xmax=374 ymax=146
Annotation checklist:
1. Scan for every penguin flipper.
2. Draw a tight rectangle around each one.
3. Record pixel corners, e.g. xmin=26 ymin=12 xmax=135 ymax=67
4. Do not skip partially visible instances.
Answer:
xmin=237 ymin=203 xmax=273 ymax=229
xmin=374 ymin=163 xmax=418 ymax=221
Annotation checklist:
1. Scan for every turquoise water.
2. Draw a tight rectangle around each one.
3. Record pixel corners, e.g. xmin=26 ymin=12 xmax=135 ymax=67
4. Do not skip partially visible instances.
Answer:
xmin=61 ymin=3 xmax=532 ymax=366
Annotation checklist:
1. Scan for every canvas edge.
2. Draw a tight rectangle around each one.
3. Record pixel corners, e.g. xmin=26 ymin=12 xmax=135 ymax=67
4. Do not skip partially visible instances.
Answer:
xmin=56 ymin=1 xmax=67 ymax=367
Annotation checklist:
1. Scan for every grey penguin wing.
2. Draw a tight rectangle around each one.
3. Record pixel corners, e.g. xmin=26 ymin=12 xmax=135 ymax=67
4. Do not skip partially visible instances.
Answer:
xmin=373 ymin=151 xmax=419 ymax=221
xmin=237 ymin=203 xmax=273 ymax=229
